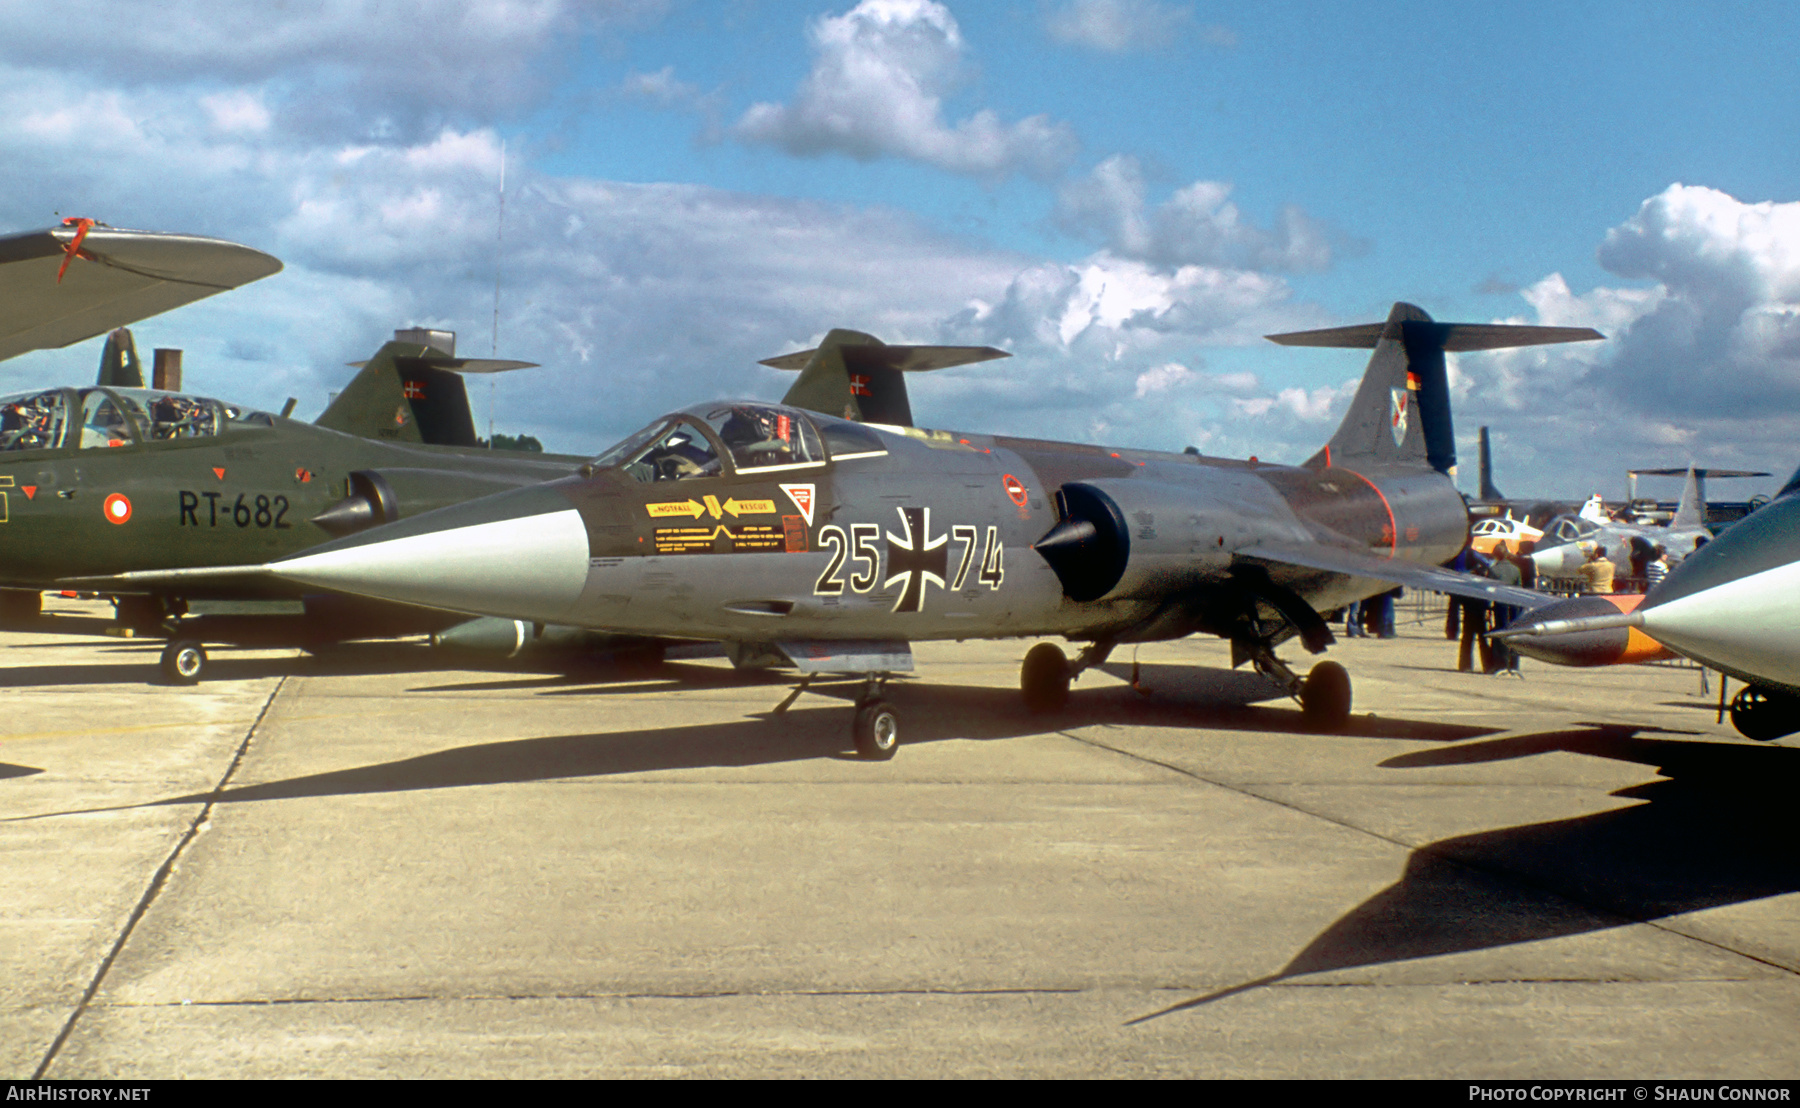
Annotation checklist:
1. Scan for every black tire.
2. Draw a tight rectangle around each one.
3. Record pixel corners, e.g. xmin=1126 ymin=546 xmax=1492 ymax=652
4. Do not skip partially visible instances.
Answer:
xmin=1731 ymin=686 xmax=1800 ymax=742
xmin=160 ymin=640 xmax=207 ymax=686
xmin=853 ymin=700 xmax=900 ymax=760
xmin=0 ymin=588 xmax=41 ymax=624
xmin=1299 ymin=660 xmax=1352 ymax=731
xmin=1021 ymin=643 xmax=1071 ymax=714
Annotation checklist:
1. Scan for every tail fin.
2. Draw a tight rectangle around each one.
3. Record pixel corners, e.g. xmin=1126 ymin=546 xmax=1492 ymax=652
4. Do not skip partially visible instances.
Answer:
xmin=315 ymin=328 xmax=537 ymax=446
xmin=95 ymin=327 xmax=143 ymax=388
xmin=1478 ymin=426 xmax=1505 ymax=500
xmin=1670 ymin=466 xmax=1704 ymax=529
xmin=1271 ymin=303 xmax=1602 ymax=474
xmin=764 ymin=329 xmax=1007 ymax=427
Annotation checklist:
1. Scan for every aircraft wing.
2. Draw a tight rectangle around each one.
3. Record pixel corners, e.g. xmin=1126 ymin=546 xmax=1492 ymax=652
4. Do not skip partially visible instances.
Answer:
xmin=1239 ymin=542 xmax=1555 ymax=609
xmin=0 ymin=224 xmax=282 ymax=362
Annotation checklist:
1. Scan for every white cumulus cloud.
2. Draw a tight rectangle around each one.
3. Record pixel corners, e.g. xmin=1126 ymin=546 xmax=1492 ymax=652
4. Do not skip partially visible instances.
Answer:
xmin=1055 ymin=155 xmax=1342 ymax=272
xmin=1447 ymin=184 xmax=1800 ymax=497
xmin=733 ymin=0 xmax=1079 ymax=181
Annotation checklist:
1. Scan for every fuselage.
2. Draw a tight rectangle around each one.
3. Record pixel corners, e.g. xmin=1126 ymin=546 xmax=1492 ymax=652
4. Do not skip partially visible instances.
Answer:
xmin=270 ymin=400 xmax=1470 ymax=648
xmin=0 ymin=385 xmax=581 ymax=595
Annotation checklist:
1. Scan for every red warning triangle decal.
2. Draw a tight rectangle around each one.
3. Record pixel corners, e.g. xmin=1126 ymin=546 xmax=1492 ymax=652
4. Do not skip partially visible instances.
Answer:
xmin=213 ymin=467 xmax=226 ymax=480
xmin=780 ymin=483 xmax=816 ymax=526
xmin=21 ymin=486 xmax=34 ymax=499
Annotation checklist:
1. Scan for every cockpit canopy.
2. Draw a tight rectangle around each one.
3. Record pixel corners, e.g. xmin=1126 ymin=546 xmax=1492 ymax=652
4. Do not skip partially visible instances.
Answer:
xmin=589 ymin=401 xmax=888 ymax=482
xmin=1540 ymin=514 xmax=1602 ymax=546
xmin=0 ymin=386 xmax=275 ymax=453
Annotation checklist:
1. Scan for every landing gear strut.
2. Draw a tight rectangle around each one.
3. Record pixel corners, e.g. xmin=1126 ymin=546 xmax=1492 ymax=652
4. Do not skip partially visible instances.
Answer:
xmin=1244 ymin=639 xmax=1352 ymax=731
xmin=776 ymin=671 xmax=903 ymax=760
xmin=1020 ymin=641 xmax=1113 ymax=713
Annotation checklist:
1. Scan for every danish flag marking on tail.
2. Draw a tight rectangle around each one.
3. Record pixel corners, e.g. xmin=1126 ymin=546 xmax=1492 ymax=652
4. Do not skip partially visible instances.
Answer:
xmin=780 ymin=483 xmax=816 ymax=526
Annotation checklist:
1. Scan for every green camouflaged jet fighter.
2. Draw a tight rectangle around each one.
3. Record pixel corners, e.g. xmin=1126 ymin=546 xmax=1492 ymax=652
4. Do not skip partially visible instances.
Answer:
xmin=0 ymin=222 xmax=596 ymax=681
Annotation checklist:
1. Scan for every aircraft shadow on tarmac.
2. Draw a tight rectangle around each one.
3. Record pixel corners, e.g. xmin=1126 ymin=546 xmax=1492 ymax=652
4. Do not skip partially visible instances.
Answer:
xmin=1133 ymin=725 xmax=1800 ymax=1024
xmin=11 ymin=661 xmax=1498 ymax=823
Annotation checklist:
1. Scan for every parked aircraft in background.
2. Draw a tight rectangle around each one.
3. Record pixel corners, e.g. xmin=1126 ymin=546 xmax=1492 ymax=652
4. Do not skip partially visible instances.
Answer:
xmin=0 ymin=324 xmax=591 ymax=681
xmin=1527 ymin=468 xmax=1712 ymax=581
xmin=0 ymin=221 xmax=661 ymax=682
xmin=91 ymin=304 xmax=1597 ymax=756
xmin=1620 ymin=467 xmax=1771 ymax=528
xmin=1469 ymin=513 xmax=1543 ymax=557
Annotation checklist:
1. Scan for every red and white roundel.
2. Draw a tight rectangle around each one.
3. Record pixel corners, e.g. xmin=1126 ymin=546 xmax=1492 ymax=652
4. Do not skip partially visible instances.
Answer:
xmin=103 ymin=493 xmax=132 ymax=525
xmin=1002 ymin=474 xmax=1029 ymax=508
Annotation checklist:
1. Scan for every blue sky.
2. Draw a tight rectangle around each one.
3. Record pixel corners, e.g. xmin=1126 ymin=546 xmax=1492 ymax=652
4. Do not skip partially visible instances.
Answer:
xmin=1 ymin=0 xmax=1796 ymax=500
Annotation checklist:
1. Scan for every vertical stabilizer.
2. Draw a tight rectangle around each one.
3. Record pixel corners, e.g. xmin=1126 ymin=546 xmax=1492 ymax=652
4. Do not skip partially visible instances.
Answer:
xmin=95 ymin=327 xmax=143 ymax=388
xmin=1478 ymin=426 xmax=1505 ymax=500
xmin=1670 ymin=466 xmax=1705 ymax=529
xmin=316 ymin=341 xmax=432 ymax=444
xmin=315 ymin=328 xmax=538 ymax=446
xmin=765 ymin=332 xmax=1008 ymax=427
xmin=1269 ymin=306 xmax=1602 ymax=475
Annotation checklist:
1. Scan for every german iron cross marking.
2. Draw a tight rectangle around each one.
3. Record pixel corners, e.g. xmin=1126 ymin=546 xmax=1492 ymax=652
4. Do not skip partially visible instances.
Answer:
xmin=884 ymin=506 xmax=948 ymax=613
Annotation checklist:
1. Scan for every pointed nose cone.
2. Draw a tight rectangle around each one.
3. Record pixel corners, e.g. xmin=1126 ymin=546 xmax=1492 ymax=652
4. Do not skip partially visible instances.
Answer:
xmin=1635 ymin=495 xmax=1800 ymax=687
xmin=1502 ymin=594 xmax=1671 ymax=667
xmin=1530 ymin=542 xmax=1585 ymax=577
xmin=269 ymin=485 xmax=590 ymax=624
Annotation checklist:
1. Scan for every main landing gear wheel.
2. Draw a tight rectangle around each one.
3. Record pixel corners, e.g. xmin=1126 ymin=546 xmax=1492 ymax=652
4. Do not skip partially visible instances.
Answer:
xmin=1021 ymin=643 xmax=1071 ymax=714
xmin=160 ymin=639 xmax=207 ymax=686
xmin=853 ymin=700 xmax=900 ymax=760
xmin=1299 ymin=660 xmax=1352 ymax=731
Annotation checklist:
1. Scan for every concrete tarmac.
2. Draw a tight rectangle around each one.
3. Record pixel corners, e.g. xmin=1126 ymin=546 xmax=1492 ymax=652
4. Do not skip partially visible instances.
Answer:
xmin=3 ymin=597 xmax=1797 ymax=1079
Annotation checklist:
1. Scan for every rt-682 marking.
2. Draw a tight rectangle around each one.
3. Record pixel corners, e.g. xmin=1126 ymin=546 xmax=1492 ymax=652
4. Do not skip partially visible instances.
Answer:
xmin=179 ymin=491 xmax=293 ymax=529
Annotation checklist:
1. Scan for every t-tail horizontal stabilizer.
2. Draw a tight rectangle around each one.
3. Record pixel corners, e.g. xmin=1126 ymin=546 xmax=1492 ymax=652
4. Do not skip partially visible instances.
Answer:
xmin=1269 ymin=304 xmax=1602 ymax=476
xmin=766 ymin=329 xmax=1008 ymax=427
xmin=318 ymin=327 xmax=539 ymax=447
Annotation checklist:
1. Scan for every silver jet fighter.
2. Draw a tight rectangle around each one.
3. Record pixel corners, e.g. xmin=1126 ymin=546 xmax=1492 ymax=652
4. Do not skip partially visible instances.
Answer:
xmin=1528 ymin=467 xmax=1711 ymax=581
xmin=99 ymin=304 xmax=1592 ymax=757
xmin=1501 ymin=468 xmax=1800 ymax=742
